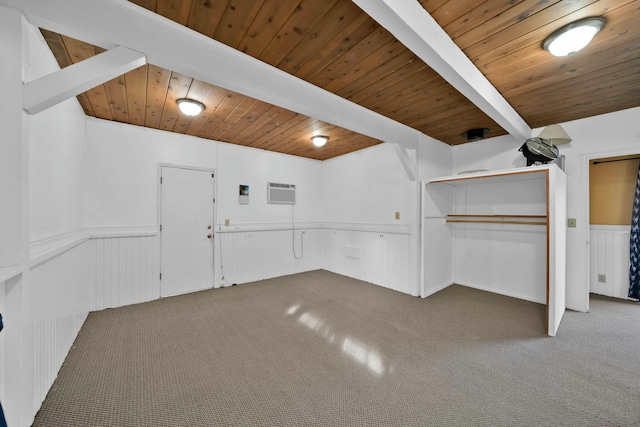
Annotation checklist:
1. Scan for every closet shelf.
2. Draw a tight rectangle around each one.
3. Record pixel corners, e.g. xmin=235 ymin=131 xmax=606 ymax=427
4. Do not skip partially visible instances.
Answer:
xmin=445 ymin=214 xmax=547 ymax=226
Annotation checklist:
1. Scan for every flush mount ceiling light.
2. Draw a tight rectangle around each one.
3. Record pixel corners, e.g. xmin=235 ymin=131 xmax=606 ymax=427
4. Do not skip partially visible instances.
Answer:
xmin=538 ymin=124 xmax=572 ymax=145
xmin=311 ymin=135 xmax=329 ymax=147
xmin=176 ymin=98 xmax=205 ymax=116
xmin=461 ymin=128 xmax=490 ymax=142
xmin=542 ymin=17 xmax=605 ymax=57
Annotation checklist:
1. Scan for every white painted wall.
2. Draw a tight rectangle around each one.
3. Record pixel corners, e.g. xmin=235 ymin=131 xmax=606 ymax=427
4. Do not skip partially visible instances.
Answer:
xmin=452 ymin=107 xmax=640 ymax=311
xmin=0 ymin=18 xmax=92 ymax=427
xmin=28 ymin=27 xmax=86 ymax=241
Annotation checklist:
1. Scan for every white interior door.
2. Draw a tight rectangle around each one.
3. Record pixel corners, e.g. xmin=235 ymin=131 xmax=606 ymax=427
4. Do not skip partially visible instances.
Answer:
xmin=160 ymin=166 xmax=215 ymax=297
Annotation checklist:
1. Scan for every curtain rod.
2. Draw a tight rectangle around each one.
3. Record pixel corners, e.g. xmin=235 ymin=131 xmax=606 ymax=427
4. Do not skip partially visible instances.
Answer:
xmin=593 ymin=157 xmax=640 ymax=165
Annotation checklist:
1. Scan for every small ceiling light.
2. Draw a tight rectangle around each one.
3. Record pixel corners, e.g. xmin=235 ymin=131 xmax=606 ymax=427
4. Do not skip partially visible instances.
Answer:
xmin=542 ymin=17 xmax=605 ymax=57
xmin=461 ymin=128 xmax=490 ymax=142
xmin=176 ymin=98 xmax=205 ymax=116
xmin=538 ymin=124 xmax=572 ymax=145
xmin=311 ymin=135 xmax=329 ymax=147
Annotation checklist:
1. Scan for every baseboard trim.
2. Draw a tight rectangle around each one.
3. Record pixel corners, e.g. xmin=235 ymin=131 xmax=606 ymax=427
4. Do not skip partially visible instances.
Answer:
xmin=454 ymin=280 xmax=546 ymax=305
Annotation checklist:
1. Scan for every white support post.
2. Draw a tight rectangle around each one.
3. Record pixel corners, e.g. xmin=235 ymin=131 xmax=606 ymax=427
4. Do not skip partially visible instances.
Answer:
xmin=23 ymin=45 xmax=145 ymax=114
xmin=392 ymin=143 xmax=417 ymax=182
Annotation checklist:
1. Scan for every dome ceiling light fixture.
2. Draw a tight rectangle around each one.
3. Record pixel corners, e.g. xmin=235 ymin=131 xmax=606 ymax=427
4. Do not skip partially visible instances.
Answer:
xmin=461 ymin=128 xmax=490 ymax=142
xmin=542 ymin=17 xmax=605 ymax=57
xmin=311 ymin=135 xmax=329 ymax=147
xmin=176 ymin=98 xmax=205 ymax=116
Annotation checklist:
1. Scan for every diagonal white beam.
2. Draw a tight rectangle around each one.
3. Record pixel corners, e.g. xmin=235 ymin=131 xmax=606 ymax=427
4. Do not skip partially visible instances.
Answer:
xmin=354 ymin=0 xmax=531 ymax=142
xmin=2 ymin=0 xmax=424 ymax=149
xmin=24 ymin=45 xmax=145 ymax=114
xmin=392 ymin=143 xmax=417 ymax=182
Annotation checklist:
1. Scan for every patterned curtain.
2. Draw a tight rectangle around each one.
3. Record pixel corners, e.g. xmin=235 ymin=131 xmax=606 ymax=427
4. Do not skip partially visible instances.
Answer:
xmin=629 ymin=164 xmax=640 ymax=299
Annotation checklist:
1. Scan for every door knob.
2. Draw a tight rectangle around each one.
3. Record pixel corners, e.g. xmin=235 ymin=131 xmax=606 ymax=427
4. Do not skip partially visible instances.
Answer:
xmin=207 ymin=234 xmax=212 ymax=239
xmin=207 ymin=225 xmax=212 ymax=229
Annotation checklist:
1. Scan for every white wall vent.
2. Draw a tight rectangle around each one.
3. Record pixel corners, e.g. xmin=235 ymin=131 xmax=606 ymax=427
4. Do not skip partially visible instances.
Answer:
xmin=267 ymin=182 xmax=296 ymax=204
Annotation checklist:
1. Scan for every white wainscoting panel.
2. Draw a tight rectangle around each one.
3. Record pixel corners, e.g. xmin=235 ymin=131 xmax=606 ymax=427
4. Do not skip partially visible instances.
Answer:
xmin=217 ymin=227 xmax=323 ymax=285
xmin=93 ymin=234 xmax=160 ymax=310
xmin=323 ymin=226 xmax=413 ymax=296
xmin=590 ymin=226 xmax=630 ymax=299
xmin=24 ymin=239 xmax=92 ymax=424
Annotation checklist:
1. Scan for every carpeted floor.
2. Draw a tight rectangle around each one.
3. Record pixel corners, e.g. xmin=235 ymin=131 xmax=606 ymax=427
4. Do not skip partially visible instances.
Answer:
xmin=33 ymin=270 xmax=640 ymax=426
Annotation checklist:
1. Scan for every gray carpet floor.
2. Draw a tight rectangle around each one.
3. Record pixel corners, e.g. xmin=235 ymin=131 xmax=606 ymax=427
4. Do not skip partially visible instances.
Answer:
xmin=33 ymin=270 xmax=640 ymax=426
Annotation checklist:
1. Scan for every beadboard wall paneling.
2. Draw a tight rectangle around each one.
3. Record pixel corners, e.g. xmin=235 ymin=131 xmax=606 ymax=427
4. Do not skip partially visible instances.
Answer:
xmin=24 ymin=239 xmax=92 ymax=422
xmin=217 ymin=227 xmax=323 ymax=286
xmin=93 ymin=235 xmax=160 ymax=310
xmin=590 ymin=226 xmax=631 ymax=299
xmin=323 ymin=227 xmax=414 ymax=296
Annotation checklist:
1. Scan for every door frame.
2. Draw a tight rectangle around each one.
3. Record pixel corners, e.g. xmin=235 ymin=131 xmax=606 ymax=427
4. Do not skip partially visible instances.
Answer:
xmin=157 ymin=163 xmax=218 ymax=293
xmin=582 ymin=148 xmax=640 ymax=311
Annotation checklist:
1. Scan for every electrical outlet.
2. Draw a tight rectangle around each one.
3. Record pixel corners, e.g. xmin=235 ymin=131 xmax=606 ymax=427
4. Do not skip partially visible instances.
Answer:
xmin=379 ymin=234 xmax=385 ymax=238
xmin=224 ymin=219 xmax=230 ymax=226
xmin=568 ymin=218 xmax=577 ymax=228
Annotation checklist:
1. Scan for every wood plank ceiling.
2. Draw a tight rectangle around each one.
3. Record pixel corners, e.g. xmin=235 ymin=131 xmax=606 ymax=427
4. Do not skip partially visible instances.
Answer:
xmin=41 ymin=0 xmax=640 ymax=160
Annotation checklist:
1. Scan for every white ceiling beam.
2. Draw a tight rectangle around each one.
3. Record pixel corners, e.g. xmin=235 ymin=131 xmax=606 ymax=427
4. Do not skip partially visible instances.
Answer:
xmin=23 ymin=45 xmax=145 ymax=114
xmin=2 ymin=0 xmax=424 ymax=149
xmin=354 ymin=0 xmax=532 ymax=142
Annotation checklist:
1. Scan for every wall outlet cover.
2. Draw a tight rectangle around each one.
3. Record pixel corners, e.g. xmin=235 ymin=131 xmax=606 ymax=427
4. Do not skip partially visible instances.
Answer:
xmin=568 ymin=218 xmax=577 ymax=228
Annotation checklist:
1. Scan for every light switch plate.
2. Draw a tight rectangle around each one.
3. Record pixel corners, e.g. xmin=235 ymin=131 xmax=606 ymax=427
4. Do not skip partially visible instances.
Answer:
xmin=224 ymin=219 xmax=230 ymax=226
xmin=568 ymin=218 xmax=577 ymax=228
xmin=395 ymin=211 xmax=400 ymax=220
xmin=598 ymin=274 xmax=606 ymax=283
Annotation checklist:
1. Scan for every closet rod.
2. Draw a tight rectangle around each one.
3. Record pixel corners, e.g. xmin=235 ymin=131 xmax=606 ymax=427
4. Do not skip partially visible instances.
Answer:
xmin=446 ymin=219 xmax=547 ymax=225
xmin=447 ymin=214 xmax=546 ymax=218
xmin=593 ymin=157 xmax=640 ymax=165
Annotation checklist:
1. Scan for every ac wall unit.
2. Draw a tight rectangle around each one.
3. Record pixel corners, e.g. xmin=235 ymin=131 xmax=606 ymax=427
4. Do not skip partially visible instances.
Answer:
xmin=267 ymin=182 xmax=296 ymax=204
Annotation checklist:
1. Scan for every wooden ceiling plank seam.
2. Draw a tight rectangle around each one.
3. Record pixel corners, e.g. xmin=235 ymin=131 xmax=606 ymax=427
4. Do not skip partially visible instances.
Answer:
xmin=500 ymin=47 xmax=640 ymax=100
xmin=475 ymin=0 xmax=639 ymax=76
xmin=124 ymin=64 xmax=148 ymax=126
xmin=144 ymin=64 xmax=171 ymax=128
xmin=217 ymin=101 xmax=275 ymax=142
xmin=353 ymin=69 xmax=445 ymax=112
xmin=102 ymin=74 xmax=130 ymax=123
xmin=250 ymin=113 xmax=309 ymax=148
xmin=513 ymin=71 xmax=640 ymax=111
xmin=258 ymin=0 xmax=339 ymax=68
xmin=213 ymin=0 xmax=264 ymax=48
xmin=231 ymin=105 xmax=292 ymax=145
xmin=245 ymin=110 xmax=302 ymax=148
xmin=429 ymin=0 xmax=489 ymax=28
xmin=467 ymin=0 xmax=628 ymax=68
xmin=155 ymin=0 xmax=192 ymax=26
xmin=335 ymin=50 xmax=419 ymax=100
xmin=441 ymin=0 xmax=525 ymax=41
xmin=453 ymin=0 xmax=563 ymax=50
xmin=276 ymin=1 xmax=363 ymax=75
xmin=466 ymin=0 xmax=589 ymax=57
xmin=305 ymin=24 xmax=395 ymax=89
xmin=186 ymin=0 xmax=229 ymax=38
xmin=322 ymin=38 xmax=406 ymax=94
xmin=158 ymin=71 xmax=192 ymax=132
xmin=286 ymin=10 xmax=377 ymax=79
xmin=197 ymin=92 xmax=245 ymax=139
xmin=184 ymin=85 xmax=231 ymax=137
xmin=355 ymin=0 xmax=529 ymax=141
xmin=237 ymin=0 xmax=301 ymax=58
xmin=209 ymin=97 xmax=261 ymax=139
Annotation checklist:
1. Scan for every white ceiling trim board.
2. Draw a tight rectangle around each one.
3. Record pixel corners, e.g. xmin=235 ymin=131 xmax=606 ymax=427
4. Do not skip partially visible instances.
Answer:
xmin=354 ymin=0 xmax=532 ymax=142
xmin=23 ymin=45 xmax=146 ymax=114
